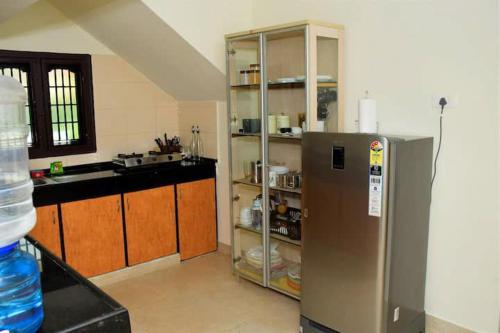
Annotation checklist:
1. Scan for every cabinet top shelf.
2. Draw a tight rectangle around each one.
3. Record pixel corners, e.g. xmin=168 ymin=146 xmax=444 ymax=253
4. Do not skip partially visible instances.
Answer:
xmin=225 ymin=19 xmax=344 ymax=39
xmin=231 ymin=81 xmax=337 ymax=90
xmin=231 ymin=133 xmax=301 ymax=143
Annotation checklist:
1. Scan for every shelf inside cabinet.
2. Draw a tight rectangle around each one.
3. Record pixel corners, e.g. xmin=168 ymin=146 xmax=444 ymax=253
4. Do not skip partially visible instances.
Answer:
xmin=231 ymin=133 xmax=262 ymax=138
xmin=235 ymin=259 xmax=264 ymax=285
xmin=269 ymin=257 xmax=301 ymax=299
xmin=269 ymin=277 xmax=301 ymax=299
xmin=231 ymin=81 xmax=337 ymax=90
xmin=232 ymin=133 xmax=301 ymax=143
xmin=233 ymin=178 xmax=301 ymax=195
xmin=235 ymin=223 xmax=301 ymax=247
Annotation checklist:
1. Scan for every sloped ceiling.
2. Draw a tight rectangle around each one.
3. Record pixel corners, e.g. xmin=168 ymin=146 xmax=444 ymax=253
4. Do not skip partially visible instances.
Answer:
xmin=0 ymin=0 xmax=39 ymax=24
xmin=48 ymin=0 xmax=226 ymax=101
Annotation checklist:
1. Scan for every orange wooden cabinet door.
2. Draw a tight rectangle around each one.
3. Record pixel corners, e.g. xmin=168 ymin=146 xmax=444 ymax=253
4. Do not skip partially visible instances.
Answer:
xmin=61 ymin=195 xmax=126 ymax=277
xmin=30 ymin=205 xmax=62 ymax=258
xmin=177 ymin=178 xmax=217 ymax=260
xmin=124 ymin=186 xmax=177 ymax=266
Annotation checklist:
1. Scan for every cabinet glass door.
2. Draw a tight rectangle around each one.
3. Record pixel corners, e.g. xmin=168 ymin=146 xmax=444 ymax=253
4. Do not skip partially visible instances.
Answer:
xmin=228 ymin=35 xmax=265 ymax=284
xmin=316 ymin=36 xmax=339 ymax=132
xmin=264 ymin=28 xmax=305 ymax=299
xmin=308 ymin=27 xmax=342 ymax=133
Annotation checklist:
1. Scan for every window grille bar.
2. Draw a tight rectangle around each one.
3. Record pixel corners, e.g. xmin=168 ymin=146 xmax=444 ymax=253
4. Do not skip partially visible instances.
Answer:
xmin=53 ymin=69 xmax=61 ymax=142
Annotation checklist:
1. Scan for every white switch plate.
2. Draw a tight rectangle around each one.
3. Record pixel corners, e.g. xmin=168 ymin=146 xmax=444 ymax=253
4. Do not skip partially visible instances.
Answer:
xmin=432 ymin=94 xmax=458 ymax=109
xmin=394 ymin=307 xmax=400 ymax=322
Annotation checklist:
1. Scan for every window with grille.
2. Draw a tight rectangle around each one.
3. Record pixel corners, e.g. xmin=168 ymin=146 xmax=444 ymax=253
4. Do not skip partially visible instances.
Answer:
xmin=48 ymin=68 xmax=80 ymax=145
xmin=0 ymin=66 xmax=33 ymax=144
xmin=0 ymin=50 xmax=96 ymax=159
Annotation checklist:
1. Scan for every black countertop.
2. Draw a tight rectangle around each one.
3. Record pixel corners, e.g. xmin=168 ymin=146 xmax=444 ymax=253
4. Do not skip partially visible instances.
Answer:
xmin=24 ymin=237 xmax=131 ymax=333
xmin=33 ymin=158 xmax=217 ymax=207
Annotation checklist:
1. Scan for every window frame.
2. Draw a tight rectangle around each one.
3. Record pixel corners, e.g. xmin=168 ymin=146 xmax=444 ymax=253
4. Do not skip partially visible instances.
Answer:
xmin=0 ymin=50 xmax=96 ymax=159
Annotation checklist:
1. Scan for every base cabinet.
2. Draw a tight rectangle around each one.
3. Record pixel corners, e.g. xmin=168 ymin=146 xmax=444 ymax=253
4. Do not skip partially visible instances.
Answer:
xmin=124 ymin=186 xmax=177 ymax=266
xmin=30 ymin=205 xmax=62 ymax=258
xmin=61 ymin=195 xmax=126 ymax=277
xmin=31 ymin=177 xmax=217 ymax=276
xmin=177 ymin=178 xmax=217 ymax=260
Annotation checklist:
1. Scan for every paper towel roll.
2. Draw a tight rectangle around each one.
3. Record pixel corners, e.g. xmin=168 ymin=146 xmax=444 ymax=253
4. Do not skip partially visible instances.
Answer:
xmin=358 ymin=97 xmax=377 ymax=133
xmin=276 ymin=114 xmax=290 ymax=130
xmin=268 ymin=115 xmax=277 ymax=134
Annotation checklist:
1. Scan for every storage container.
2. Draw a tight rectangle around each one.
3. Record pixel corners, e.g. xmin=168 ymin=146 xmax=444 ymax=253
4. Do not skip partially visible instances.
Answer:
xmin=0 ymin=209 xmax=36 ymax=249
xmin=239 ymin=70 xmax=249 ymax=85
xmin=0 ymin=76 xmax=31 ymax=189
xmin=0 ymin=181 xmax=33 ymax=206
xmin=0 ymin=198 xmax=35 ymax=222
xmin=248 ymin=69 xmax=260 ymax=84
xmin=0 ymin=241 xmax=44 ymax=332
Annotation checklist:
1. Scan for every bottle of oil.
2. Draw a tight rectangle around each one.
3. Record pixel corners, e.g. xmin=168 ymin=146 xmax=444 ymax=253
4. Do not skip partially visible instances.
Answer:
xmin=195 ymin=126 xmax=203 ymax=160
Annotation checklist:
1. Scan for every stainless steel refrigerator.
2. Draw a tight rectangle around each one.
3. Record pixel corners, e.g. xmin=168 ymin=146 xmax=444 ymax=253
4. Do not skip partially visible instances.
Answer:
xmin=300 ymin=133 xmax=433 ymax=333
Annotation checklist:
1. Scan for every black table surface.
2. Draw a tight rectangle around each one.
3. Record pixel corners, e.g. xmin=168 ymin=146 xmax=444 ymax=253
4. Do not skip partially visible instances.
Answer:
xmin=26 ymin=237 xmax=131 ymax=333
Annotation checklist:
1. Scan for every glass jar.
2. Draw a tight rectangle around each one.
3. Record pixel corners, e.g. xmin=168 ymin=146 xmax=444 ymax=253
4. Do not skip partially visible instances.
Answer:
xmin=248 ymin=69 xmax=260 ymax=84
xmin=239 ymin=70 xmax=249 ymax=85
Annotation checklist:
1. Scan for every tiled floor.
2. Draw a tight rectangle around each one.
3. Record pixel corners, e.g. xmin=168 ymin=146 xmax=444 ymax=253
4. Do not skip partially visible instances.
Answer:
xmin=100 ymin=251 xmax=469 ymax=333
xmin=101 ymin=252 xmax=300 ymax=333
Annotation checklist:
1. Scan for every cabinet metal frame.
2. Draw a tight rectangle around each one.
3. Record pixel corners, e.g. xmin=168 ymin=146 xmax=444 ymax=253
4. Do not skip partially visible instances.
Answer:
xmin=226 ymin=21 xmax=344 ymax=298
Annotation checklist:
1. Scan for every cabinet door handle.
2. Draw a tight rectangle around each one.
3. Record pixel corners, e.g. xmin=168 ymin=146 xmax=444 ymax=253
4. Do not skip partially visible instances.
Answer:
xmin=127 ymin=198 xmax=130 ymax=211
xmin=117 ymin=200 xmax=121 ymax=213
xmin=52 ymin=211 xmax=57 ymax=225
xmin=233 ymin=195 xmax=240 ymax=202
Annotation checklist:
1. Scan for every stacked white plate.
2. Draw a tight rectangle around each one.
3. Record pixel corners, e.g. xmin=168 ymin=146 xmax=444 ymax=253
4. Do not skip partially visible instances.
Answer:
xmin=245 ymin=244 xmax=282 ymax=269
xmin=239 ymin=207 xmax=252 ymax=226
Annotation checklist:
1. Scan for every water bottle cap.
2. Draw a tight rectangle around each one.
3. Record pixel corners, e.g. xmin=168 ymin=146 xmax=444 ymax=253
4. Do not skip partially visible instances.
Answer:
xmin=0 ymin=241 xmax=18 ymax=256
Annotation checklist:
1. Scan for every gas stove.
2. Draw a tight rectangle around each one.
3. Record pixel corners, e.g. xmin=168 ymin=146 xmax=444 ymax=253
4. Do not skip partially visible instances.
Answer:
xmin=112 ymin=152 xmax=182 ymax=168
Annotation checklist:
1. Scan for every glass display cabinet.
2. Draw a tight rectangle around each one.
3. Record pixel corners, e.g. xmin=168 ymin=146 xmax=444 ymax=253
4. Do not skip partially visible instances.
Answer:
xmin=225 ymin=20 xmax=344 ymax=299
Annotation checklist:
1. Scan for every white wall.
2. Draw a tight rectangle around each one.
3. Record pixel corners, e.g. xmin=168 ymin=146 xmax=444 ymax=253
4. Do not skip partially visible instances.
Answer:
xmin=0 ymin=0 xmax=112 ymax=54
xmin=177 ymin=101 xmax=218 ymax=159
xmin=0 ymin=0 xmax=180 ymax=169
xmin=142 ymin=0 xmax=255 ymax=73
xmin=251 ymin=1 xmax=499 ymax=332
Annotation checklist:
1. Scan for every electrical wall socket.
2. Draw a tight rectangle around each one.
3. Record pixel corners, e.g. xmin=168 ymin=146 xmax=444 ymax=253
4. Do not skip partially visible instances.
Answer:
xmin=393 ymin=307 xmax=400 ymax=322
xmin=432 ymin=94 xmax=458 ymax=109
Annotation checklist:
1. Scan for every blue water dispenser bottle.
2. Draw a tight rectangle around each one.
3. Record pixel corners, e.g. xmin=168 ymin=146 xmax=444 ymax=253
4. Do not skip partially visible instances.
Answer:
xmin=0 ymin=75 xmax=43 ymax=332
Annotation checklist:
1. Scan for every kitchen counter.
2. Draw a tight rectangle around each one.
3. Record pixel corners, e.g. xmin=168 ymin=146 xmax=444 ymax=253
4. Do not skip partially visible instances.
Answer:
xmin=33 ymin=158 xmax=217 ymax=207
xmin=23 ymin=237 xmax=131 ymax=333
